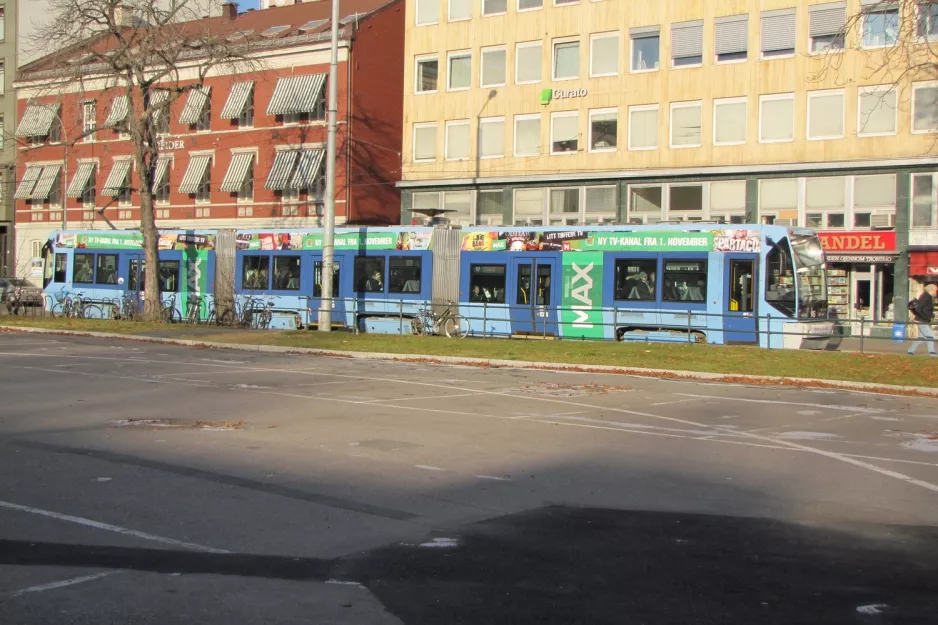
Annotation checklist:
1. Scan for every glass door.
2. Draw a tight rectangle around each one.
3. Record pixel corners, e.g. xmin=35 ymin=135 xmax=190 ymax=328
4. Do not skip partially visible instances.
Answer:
xmin=509 ymin=257 xmax=558 ymax=335
xmin=723 ymin=256 xmax=757 ymax=343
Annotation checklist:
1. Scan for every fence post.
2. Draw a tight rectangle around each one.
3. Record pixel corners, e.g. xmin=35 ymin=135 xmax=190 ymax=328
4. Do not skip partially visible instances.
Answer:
xmin=766 ymin=313 xmax=772 ymax=349
xmin=859 ymin=317 xmax=865 ymax=354
xmin=687 ymin=311 xmax=693 ymax=344
xmin=399 ymin=299 xmax=404 ymax=335
xmin=482 ymin=301 xmax=487 ymax=338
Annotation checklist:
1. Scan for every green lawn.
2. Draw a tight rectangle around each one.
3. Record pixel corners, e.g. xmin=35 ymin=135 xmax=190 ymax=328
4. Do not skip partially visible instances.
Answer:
xmin=2 ymin=316 xmax=936 ymax=388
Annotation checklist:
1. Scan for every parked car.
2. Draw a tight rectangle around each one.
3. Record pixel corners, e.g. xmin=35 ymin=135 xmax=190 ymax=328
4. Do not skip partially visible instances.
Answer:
xmin=0 ymin=277 xmax=45 ymax=309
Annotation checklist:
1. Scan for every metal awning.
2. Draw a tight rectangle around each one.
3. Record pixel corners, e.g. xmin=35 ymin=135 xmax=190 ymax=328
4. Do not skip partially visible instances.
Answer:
xmin=104 ymin=95 xmax=129 ymax=127
xmin=151 ymin=156 xmax=172 ymax=191
xmin=179 ymin=86 xmax=211 ymax=125
xmin=266 ymin=74 xmax=326 ymax=116
xmin=102 ymin=159 xmax=132 ymax=196
xmin=178 ymin=154 xmax=212 ymax=194
xmin=220 ymin=152 xmax=254 ymax=192
xmin=265 ymin=150 xmax=299 ymax=190
xmin=15 ymin=104 xmax=60 ymax=138
xmin=290 ymin=149 xmax=325 ymax=189
xmin=220 ymin=81 xmax=254 ymax=119
xmin=14 ymin=165 xmax=44 ymax=199
xmin=66 ymin=162 xmax=97 ymax=198
xmin=30 ymin=165 xmax=62 ymax=200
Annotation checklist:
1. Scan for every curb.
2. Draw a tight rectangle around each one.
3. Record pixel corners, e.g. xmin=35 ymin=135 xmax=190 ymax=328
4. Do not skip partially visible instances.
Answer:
xmin=2 ymin=324 xmax=937 ymax=398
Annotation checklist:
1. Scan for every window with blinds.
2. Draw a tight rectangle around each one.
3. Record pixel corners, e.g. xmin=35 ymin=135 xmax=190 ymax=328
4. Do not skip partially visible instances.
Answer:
xmin=513 ymin=188 xmax=545 ymax=225
xmin=709 ymin=181 xmax=747 ymax=223
xmin=759 ymin=178 xmax=798 ymax=224
xmin=628 ymin=105 xmax=658 ymax=150
xmin=477 ymin=190 xmax=505 ymax=226
xmin=481 ymin=47 xmax=507 ymax=86
xmin=585 ymin=186 xmax=617 ymax=224
xmin=444 ymin=191 xmax=472 ymax=225
xmin=413 ymin=124 xmax=437 ymax=161
xmin=671 ymin=20 xmax=703 ymax=66
xmin=807 ymin=90 xmax=844 ymax=140
xmin=854 ymin=175 xmax=896 ymax=228
xmin=448 ymin=0 xmax=471 ymax=21
xmin=761 ymin=9 xmax=796 ymax=57
xmin=805 ymin=176 xmax=846 ymax=229
xmin=550 ymin=111 xmax=578 ymax=154
xmin=759 ymin=94 xmax=794 ymax=143
xmin=415 ymin=0 xmax=438 ymax=25
xmin=448 ymin=52 xmax=471 ymax=90
xmin=912 ymin=82 xmax=938 ymax=133
xmin=715 ymin=14 xmax=748 ymax=62
xmin=445 ymin=120 xmax=470 ymax=160
xmin=858 ymin=86 xmax=897 ymax=136
xmin=590 ymin=33 xmax=619 ymax=76
xmin=809 ymin=2 xmax=846 ymax=53
xmin=589 ymin=109 xmax=617 ymax=152
xmin=552 ymin=39 xmax=579 ymax=80
xmin=549 ymin=188 xmax=579 ymax=224
xmin=713 ymin=98 xmax=747 ymax=145
xmin=514 ymin=114 xmax=541 ymax=156
xmin=515 ymin=42 xmax=542 ymax=83
xmin=479 ymin=117 xmax=505 ymax=158
xmin=670 ymin=102 xmax=702 ymax=148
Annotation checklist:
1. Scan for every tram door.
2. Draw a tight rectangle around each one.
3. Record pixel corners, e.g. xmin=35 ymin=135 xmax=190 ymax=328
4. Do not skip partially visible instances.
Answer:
xmin=723 ymin=255 xmax=758 ymax=343
xmin=509 ymin=257 xmax=559 ymax=335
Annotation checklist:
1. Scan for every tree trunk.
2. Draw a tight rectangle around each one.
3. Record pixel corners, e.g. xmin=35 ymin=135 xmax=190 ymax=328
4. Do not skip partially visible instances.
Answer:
xmin=139 ymin=184 xmax=161 ymax=321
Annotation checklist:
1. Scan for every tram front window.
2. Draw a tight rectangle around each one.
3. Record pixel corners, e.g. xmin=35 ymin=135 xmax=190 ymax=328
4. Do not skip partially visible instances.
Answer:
xmin=791 ymin=233 xmax=828 ymax=319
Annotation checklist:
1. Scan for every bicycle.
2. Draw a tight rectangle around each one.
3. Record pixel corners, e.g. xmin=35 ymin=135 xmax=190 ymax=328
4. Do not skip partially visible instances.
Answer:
xmin=161 ymin=293 xmax=182 ymax=323
xmin=51 ymin=290 xmax=100 ymax=319
xmin=184 ymin=295 xmax=204 ymax=324
xmin=412 ymin=300 xmax=469 ymax=338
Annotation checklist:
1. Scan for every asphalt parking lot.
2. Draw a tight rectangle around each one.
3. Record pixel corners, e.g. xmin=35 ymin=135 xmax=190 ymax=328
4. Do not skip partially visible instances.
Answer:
xmin=0 ymin=333 xmax=936 ymax=624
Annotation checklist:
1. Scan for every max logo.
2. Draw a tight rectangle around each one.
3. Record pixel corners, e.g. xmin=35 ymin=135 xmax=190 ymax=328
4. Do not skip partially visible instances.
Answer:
xmin=570 ymin=263 xmax=594 ymax=328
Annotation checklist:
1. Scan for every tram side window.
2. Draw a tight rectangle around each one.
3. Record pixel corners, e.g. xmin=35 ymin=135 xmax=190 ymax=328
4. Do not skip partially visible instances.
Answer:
xmin=313 ymin=261 xmax=341 ymax=297
xmin=241 ymin=256 xmax=270 ymax=290
xmin=73 ymin=254 xmax=95 ymax=284
xmin=389 ymin=257 xmax=422 ymax=293
xmin=54 ymin=254 xmax=67 ymax=283
xmin=272 ymin=256 xmax=301 ymax=290
xmin=614 ymin=259 xmax=657 ymax=301
xmin=355 ymin=257 xmax=386 ymax=293
xmin=469 ymin=264 xmax=506 ymax=303
xmin=159 ymin=260 xmax=180 ymax=292
xmin=662 ymin=260 xmax=707 ymax=303
xmin=765 ymin=238 xmax=796 ymax=316
xmin=95 ymin=254 xmax=118 ymax=285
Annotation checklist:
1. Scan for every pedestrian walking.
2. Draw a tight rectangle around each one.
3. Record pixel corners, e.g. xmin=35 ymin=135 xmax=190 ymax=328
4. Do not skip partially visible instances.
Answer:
xmin=907 ymin=283 xmax=937 ymax=357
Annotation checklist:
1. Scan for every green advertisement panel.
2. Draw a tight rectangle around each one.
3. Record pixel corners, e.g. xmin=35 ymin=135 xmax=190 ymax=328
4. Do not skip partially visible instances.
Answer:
xmin=561 ymin=251 xmax=605 ymax=340
xmin=182 ymin=248 xmax=211 ymax=320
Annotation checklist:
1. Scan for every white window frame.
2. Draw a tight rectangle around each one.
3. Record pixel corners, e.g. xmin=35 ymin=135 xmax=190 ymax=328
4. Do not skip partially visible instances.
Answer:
xmin=918 ymin=1 xmax=938 ymax=41
xmin=448 ymin=0 xmax=471 ymax=21
xmin=517 ymin=0 xmax=542 ymax=13
xmin=414 ymin=55 xmax=439 ymax=94
xmin=415 ymin=0 xmax=440 ymax=26
xmin=482 ymin=0 xmax=507 ymax=17
xmin=589 ymin=32 xmax=619 ymax=77
xmin=758 ymin=93 xmax=795 ymax=144
xmin=480 ymin=45 xmax=507 ymax=88
xmin=549 ymin=110 xmax=579 ymax=155
xmin=588 ymin=107 xmax=617 ymax=153
xmin=515 ymin=41 xmax=542 ymax=84
xmin=806 ymin=88 xmax=845 ymax=141
xmin=412 ymin=122 xmax=437 ymax=162
xmin=665 ymin=183 xmax=705 ymax=221
xmin=513 ymin=187 xmax=547 ymax=225
xmin=911 ymin=81 xmax=938 ymax=134
xmin=627 ymin=104 xmax=659 ymax=151
xmin=513 ymin=113 xmax=541 ymax=157
xmin=861 ymin=6 xmax=899 ymax=49
xmin=444 ymin=119 xmax=471 ymax=161
xmin=857 ymin=85 xmax=898 ymax=137
xmin=630 ymin=31 xmax=660 ymax=73
xmin=82 ymin=101 xmax=96 ymax=143
xmin=669 ymin=101 xmax=703 ymax=149
xmin=852 ymin=173 xmax=897 ymax=229
xmin=551 ymin=37 xmax=580 ymax=82
xmin=712 ymin=97 xmax=747 ymax=146
xmin=447 ymin=50 xmax=472 ymax=92
xmin=479 ymin=116 xmax=505 ymax=159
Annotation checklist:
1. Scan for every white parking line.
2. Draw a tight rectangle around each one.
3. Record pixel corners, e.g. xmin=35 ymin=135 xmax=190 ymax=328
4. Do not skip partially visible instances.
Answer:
xmin=4 ymin=572 xmax=118 ymax=598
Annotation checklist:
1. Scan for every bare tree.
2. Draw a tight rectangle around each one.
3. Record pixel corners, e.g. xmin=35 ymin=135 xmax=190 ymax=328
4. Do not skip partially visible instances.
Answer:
xmin=26 ymin=0 xmax=255 ymax=317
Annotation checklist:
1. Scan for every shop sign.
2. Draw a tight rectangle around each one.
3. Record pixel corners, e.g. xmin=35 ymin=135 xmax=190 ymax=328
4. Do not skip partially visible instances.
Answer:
xmin=157 ymin=137 xmax=185 ymax=150
xmin=540 ymin=88 xmax=588 ymax=105
xmin=818 ymin=231 xmax=895 ymax=253
xmin=826 ymin=254 xmax=898 ymax=263
xmin=929 ymin=266 xmax=938 ymax=276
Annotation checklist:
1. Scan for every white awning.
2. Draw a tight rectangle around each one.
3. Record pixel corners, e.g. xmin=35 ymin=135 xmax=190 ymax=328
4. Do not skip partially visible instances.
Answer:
xmin=15 ymin=104 xmax=60 ymax=138
xmin=179 ymin=86 xmax=211 ymax=125
xmin=290 ymin=149 xmax=325 ymax=189
xmin=220 ymin=152 xmax=254 ymax=192
xmin=30 ymin=165 xmax=62 ymax=200
xmin=66 ymin=162 xmax=97 ymax=198
xmin=151 ymin=156 xmax=172 ymax=191
xmin=14 ymin=165 xmax=44 ymax=199
xmin=265 ymin=150 xmax=298 ymax=190
xmin=104 ymin=95 xmax=129 ymax=127
xmin=266 ymin=74 xmax=326 ymax=116
xmin=102 ymin=159 xmax=132 ymax=196
xmin=178 ymin=154 xmax=212 ymax=194
xmin=220 ymin=81 xmax=254 ymax=119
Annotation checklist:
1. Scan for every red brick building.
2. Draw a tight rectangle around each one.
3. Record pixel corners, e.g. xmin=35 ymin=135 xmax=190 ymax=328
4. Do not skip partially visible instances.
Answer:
xmin=12 ymin=0 xmax=404 ymax=277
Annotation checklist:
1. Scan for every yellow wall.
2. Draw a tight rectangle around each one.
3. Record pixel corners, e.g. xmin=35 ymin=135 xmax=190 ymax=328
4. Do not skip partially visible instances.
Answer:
xmin=402 ymin=0 xmax=935 ymax=182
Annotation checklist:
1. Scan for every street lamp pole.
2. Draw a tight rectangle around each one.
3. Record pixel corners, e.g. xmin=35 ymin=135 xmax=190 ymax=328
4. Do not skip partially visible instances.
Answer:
xmin=318 ymin=0 xmax=340 ymax=332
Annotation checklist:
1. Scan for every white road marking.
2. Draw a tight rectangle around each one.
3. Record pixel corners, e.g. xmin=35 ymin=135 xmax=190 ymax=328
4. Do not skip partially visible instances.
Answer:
xmin=673 ymin=393 xmax=884 ymax=414
xmin=649 ymin=398 xmax=698 ymax=406
xmin=475 ymin=475 xmax=511 ymax=481
xmin=0 ymin=499 xmax=229 ymax=553
xmin=821 ymin=412 xmax=870 ymax=422
xmin=4 ymin=572 xmax=118 ymax=598
xmin=363 ymin=392 xmax=484 ymax=404
xmin=414 ymin=465 xmax=446 ymax=472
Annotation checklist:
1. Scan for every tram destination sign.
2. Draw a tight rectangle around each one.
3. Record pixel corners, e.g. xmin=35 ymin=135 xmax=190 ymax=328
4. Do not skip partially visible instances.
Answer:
xmin=462 ymin=230 xmax=762 ymax=253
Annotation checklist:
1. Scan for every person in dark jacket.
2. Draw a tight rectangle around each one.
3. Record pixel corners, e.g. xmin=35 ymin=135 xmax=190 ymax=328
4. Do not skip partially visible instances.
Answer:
xmin=908 ymin=283 xmax=937 ymax=357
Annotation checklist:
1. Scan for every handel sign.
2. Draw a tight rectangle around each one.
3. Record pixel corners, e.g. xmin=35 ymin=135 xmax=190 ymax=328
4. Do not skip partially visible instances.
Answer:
xmin=818 ymin=231 xmax=896 ymax=262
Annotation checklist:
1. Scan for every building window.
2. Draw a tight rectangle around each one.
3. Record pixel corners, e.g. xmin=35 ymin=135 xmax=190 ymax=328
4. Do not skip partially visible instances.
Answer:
xmin=518 ymin=0 xmax=542 ymax=10
xmin=588 ymin=108 xmax=617 ymax=152
xmin=443 ymin=190 xmax=472 ymax=225
xmin=715 ymin=14 xmax=748 ymax=63
xmin=196 ymin=167 xmax=211 ymax=203
xmin=858 ymin=86 xmax=898 ymax=136
xmin=445 ymin=120 xmax=470 ymax=160
xmin=555 ymin=0 xmax=578 ymax=5
xmin=759 ymin=93 xmax=795 ymax=143
xmin=911 ymin=173 xmax=935 ymax=228
xmin=155 ymin=161 xmax=171 ymax=204
xmin=550 ymin=111 xmax=578 ymax=154
xmin=82 ymin=101 xmax=96 ymax=142
xmin=628 ymin=185 xmax=663 ymax=223
xmin=585 ymin=186 xmax=617 ymax=224
xmin=670 ymin=101 xmax=702 ymax=148
xmin=590 ymin=33 xmax=619 ymax=77
xmin=669 ymin=184 xmax=704 ymax=220
xmin=552 ymin=39 xmax=579 ymax=80
xmin=281 ymin=203 xmax=299 ymax=217
xmin=448 ymin=0 xmax=471 ymax=21
xmin=809 ymin=2 xmax=846 ymax=53
xmin=413 ymin=123 xmax=437 ymax=161
xmin=479 ymin=117 xmax=504 ymax=158
xmin=238 ymin=205 xmax=253 ymax=217
xmin=758 ymin=178 xmax=798 ymax=224
xmin=709 ymin=181 xmax=747 ymax=223
xmin=549 ymin=188 xmax=579 ymax=225
xmin=854 ymin=175 xmax=896 ymax=228
xmin=515 ymin=41 xmax=542 ymax=84
xmin=482 ymin=0 xmax=506 ymax=16
xmin=919 ymin=1 xmax=938 ymax=39
xmin=513 ymin=188 xmax=545 ymax=225
xmin=195 ymin=207 xmax=211 ymax=218
xmin=862 ymin=4 xmax=899 ymax=48
xmin=912 ymin=82 xmax=938 ymax=133
xmin=416 ymin=0 xmax=439 ymax=25
xmin=514 ymin=114 xmax=541 ymax=156
xmin=761 ymin=9 xmax=796 ymax=58
xmin=0 ymin=8 xmax=5 ymax=42
xmin=628 ymin=105 xmax=658 ymax=150
xmin=80 ymin=171 xmax=96 ymax=207
xmin=805 ymin=176 xmax=846 ymax=229
xmin=481 ymin=46 xmax=507 ymax=87
xmin=238 ymin=89 xmax=254 ymax=127
xmin=238 ymin=161 xmax=254 ymax=202
xmin=713 ymin=97 xmax=747 ymax=145
xmin=118 ymin=184 xmax=132 ymax=207
xmin=630 ymin=27 xmax=660 ymax=71
xmin=156 ymin=209 xmax=170 ymax=219
xmin=671 ymin=20 xmax=704 ymax=67
xmin=415 ymin=56 xmax=439 ymax=93
xmin=447 ymin=51 xmax=471 ymax=90
xmin=807 ymin=89 xmax=844 ymax=140
xmin=412 ymin=191 xmax=440 ymax=218
xmin=477 ymin=189 xmax=505 ymax=225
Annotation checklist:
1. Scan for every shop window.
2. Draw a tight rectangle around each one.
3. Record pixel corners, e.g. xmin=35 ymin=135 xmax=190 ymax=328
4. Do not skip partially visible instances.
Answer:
xmin=662 ymin=260 xmax=707 ymax=302
xmin=759 ymin=178 xmax=798 ymax=225
xmin=241 ymin=256 xmax=270 ymax=290
xmin=388 ymin=257 xmax=422 ymax=293
xmin=614 ymin=259 xmax=656 ymax=301
xmin=313 ymin=261 xmax=340 ymax=297
xmin=805 ymin=176 xmax=846 ymax=229
xmin=469 ymin=264 xmax=506 ymax=303
xmin=549 ymin=188 xmax=579 ymax=224
xmin=669 ymin=184 xmax=703 ymax=218
xmin=585 ymin=186 xmax=617 ymax=224
xmin=513 ymin=188 xmax=545 ymax=225
xmin=272 ymin=256 xmax=301 ymax=290
xmin=710 ymin=180 xmax=747 ymax=224
xmin=73 ymin=254 xmax=94 ymax=283
xmin=443 ymin=191 xmax=472 ymax=225
xmin=854 ymin=175 xmax=896 ymax=229
xmin=355 ymin=256 xmax=386 ymax=292
xmin=477 ymin=190 xmax=505 ymax=226
xmin=628 ymin=185 xmax=663 ymax=223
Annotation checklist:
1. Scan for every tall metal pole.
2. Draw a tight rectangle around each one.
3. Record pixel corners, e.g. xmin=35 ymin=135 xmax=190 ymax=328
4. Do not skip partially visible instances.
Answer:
xmin=318 ymin=0 xmax=340 ymax=332
xmin=61 ymin=123 xmax=68 ymax=231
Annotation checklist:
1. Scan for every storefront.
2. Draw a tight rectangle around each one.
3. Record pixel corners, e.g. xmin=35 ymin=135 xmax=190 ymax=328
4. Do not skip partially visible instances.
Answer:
xmin=819 ymin=231 xmax=897 ymax=336
xmin=909 ymin=250 xmax=938 ymax=323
